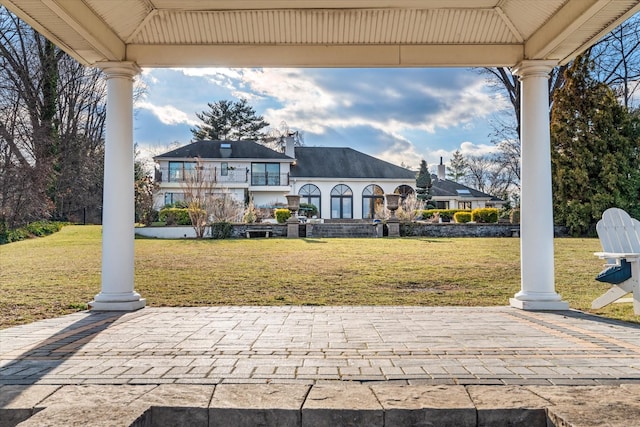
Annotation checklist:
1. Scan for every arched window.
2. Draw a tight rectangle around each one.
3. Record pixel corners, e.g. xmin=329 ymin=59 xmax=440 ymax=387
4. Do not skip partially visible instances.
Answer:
xmin=330 ymin=184 xmax=353 ymax=219
xmin=299 ymin=184 xmax=321 ymax=217
xmin=362 ymin=184 xmax=384 ymax=219
xmin=394 ymin=185 xmax=414 ymax=199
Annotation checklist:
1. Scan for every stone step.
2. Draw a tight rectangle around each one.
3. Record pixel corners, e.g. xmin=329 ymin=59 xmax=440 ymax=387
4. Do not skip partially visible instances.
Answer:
xmin=3 ymin=384 xmax=639 ymax=427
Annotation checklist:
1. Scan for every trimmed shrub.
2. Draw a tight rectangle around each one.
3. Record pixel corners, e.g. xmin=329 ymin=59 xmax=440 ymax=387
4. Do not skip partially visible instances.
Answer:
xmin=158 ymin=208 xmax=192 ymax=225
xmin=454 ymin=211 xmax=472 ymax=223
xmin=210 ymin=221 xmax=233 ymax=239
xmin=421 ymin=209 xmax=465 ymax=222
xmin=299 ymin=203 xmax=318 ymax=218
xmin=471 ymin=208 xmax=499 ymax=223
xmin=274 ymin=208 xmax=291 ymax=223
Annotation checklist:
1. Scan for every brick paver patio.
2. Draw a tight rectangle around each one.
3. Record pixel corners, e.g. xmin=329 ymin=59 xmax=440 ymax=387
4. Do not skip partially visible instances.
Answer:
xmin=2 ymin=306 xmax=639 ymax=387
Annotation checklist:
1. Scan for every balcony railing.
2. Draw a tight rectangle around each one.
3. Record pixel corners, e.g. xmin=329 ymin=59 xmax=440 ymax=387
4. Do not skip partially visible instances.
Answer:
xmin=155 ymin=167 xmax=289 ymax=186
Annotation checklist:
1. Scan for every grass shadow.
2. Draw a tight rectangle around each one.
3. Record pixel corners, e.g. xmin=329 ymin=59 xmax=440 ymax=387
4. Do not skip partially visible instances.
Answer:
xmin=301 ymin=239 xmax=327 ymax=244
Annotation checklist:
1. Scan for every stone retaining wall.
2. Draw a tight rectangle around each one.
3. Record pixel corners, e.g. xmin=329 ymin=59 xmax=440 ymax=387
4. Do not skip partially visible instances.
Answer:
xmin=401 ymin=223 xmax=519 ymax=238
xmin=136 ymin=223 xmax=567 ymax=239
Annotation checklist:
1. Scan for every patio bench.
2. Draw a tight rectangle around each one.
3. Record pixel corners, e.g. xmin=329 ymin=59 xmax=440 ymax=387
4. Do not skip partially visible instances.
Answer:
xmin=592 ymin=208 xmax=640 ymax=315
xmin=245 ymin=227 xmax=272 ymax=238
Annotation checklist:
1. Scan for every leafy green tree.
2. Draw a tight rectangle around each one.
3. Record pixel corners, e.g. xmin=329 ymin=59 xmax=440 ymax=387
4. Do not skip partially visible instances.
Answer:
xmin=447 ymin=150 xmax=467 ymax=182
xmin=551 ymin=54 xmax=640 ymax=236
xmin=191 ymin=99 xmax=269 ymax=141
xmin=415 ymin=160 xmax=433 ymax=206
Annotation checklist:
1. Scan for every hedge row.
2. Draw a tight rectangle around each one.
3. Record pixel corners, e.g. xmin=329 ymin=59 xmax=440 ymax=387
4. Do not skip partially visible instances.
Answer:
xmin=0 ymin=221 xmax=65 ymax=245
xmin=421 ymin=208 xmax=500 ymax=223
xmin=158 ymin=208 xmax=193 ymax=226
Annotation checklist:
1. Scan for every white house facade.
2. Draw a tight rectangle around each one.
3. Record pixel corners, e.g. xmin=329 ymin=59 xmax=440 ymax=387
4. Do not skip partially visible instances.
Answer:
xmin=154 ymin=139 xmax=505 ymax=220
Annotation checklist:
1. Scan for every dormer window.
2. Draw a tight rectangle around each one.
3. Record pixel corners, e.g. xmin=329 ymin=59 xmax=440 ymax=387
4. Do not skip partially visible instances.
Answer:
xmin=220 ymin=143 xmax=232 ymax=158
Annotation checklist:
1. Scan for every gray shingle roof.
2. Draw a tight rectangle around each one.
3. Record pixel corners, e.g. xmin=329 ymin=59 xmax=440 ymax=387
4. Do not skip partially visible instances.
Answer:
xmin=154 ymin=140 xmax=292 ymax=160
xmin=430 ymin=176 xmax=497 ymax=200
xmin=290 ymin=147 xmax=416 ymax=179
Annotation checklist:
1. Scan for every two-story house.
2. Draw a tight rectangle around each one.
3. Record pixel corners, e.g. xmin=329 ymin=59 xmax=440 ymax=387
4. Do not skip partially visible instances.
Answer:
xmin=153 ymin=139 xmax=503 ymax=220
xmin=154 ymin=140 xmax=294 ymax=209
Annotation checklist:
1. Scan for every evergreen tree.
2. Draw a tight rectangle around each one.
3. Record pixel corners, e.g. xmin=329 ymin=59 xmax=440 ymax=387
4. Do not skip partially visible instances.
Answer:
xmin=415 ymin=160 xmax=433 ymax=206
xmin=551 ymin=54 xmax=640 ymax=236
xmin=191 ymin=99 xmax=269 ymax=141
xmin=447 ymin=150 xmax=467 ymax=182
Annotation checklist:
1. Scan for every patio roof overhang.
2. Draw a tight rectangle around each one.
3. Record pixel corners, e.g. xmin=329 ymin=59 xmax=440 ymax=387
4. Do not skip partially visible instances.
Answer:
xmin=3 ymin=0 xmax=640 ymax=69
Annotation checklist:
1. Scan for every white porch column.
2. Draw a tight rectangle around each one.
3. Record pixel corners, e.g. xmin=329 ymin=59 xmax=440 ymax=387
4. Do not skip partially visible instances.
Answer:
xmin=510 ymin=61 xmax=568 ymax=311
xmin=89 ymin=62 xmax=146 ymax=311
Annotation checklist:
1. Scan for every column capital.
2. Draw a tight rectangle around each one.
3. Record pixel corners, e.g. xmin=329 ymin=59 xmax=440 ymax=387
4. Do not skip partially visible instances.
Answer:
xmin=97 ymin=61 xmax=141 ymax=79
xmin=512 ymin=60 xmax=558 ymax=79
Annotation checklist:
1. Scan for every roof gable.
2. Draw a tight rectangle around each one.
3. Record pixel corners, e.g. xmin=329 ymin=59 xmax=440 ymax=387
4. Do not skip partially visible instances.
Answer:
xmin=154 ymin=140 xmax=292 ymax=160
xmin=291 ymin=147 xmax=415 ymax=180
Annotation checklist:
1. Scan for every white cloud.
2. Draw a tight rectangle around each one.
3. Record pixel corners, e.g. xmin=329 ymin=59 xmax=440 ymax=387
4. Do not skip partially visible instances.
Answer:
xmin=459 ymin=141 xmax=499 ymax=156
xmin=135 ymin=101 xmax=198 ymax=126
xmin=135 ymin=67 xmax=511 ymax=159
xmin=374 ymin=137 xmax=423 ymax=168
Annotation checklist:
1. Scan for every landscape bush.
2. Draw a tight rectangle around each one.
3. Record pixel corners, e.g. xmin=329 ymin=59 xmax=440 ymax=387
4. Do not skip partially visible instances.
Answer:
xmin=210 ymin=221 xmax=233 ymax=239
xmin=158 ymin=208 xmax=192 ymax=225
xmin=421 ymin=209 xmax=467 ymax=222
xmin=274 ymin=208 xmax=291 ymax=223
xmin=471 ymin=208 xmax=499 ymax=223
xmin=0 ymin=221 xmax=65 ymax=244
xmin=299 ymin=203 xmax=318 ymax=218
xmin=453 ymin=212 xmax=472 ymax=223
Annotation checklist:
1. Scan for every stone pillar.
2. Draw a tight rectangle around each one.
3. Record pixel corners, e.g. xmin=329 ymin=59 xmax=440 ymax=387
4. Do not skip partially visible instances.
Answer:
xmin=287 ymin=217 xmax=300 ymax=238
xmin=385 ymin=194 xmax=400 ymax=237
xmin=386 ymin=220 xmax=400 ymax=237
xmin=286 ymin=194 xmax=300 ymax=238
xmin=510 ymin=61 xmax=568 ymax=311
xmin=89 ymin=62 xmax=146 ymax=311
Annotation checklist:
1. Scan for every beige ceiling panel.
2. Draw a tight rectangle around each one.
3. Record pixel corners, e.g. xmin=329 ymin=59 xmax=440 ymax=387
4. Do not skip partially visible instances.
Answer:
xmin=3 ymin=0 xmax=639 ymax=67
xmin=2 ymin=0 xmax=110 ymax=65
xmin=546 ymin=2 xmax=640 ymax=62
xmin=401 ymin=44 xmax=523 ymax=67
xmin=502 ymin=0 xmax=568 ymax=40
xmin=127 ymin=44 xmax=402 ymax=67
xmin=147 ymin=1 xmax=501 ymax=10
xmin=129 ymin=8 xmax=519 ymax=45
xmin=526 ymin=0 xmax=640 ymax=61
xmin=85 ymin=0 xmax=149 ymax=41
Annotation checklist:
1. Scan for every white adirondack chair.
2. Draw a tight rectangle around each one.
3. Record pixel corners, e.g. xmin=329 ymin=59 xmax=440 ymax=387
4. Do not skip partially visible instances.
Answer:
xmin=592 ymin=208 xmax=640 ymax=315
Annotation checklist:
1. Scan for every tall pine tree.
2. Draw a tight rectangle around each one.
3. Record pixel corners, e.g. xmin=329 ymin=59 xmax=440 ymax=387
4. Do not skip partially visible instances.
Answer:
xmin=191 ymin=99 xmax=269 ymax=141
xmin=551 ymin=54 xmax=640 ymax=236
xmin=447 ymin=150 xmax=467 ymax=182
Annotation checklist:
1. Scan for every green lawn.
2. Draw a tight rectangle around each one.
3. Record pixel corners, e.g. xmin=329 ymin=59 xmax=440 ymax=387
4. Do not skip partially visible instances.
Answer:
xmin=0 ymin=225 xmax=635 ymax=328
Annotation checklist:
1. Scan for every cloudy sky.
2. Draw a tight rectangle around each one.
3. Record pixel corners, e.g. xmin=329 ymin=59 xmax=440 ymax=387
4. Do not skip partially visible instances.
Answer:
xmin=134 ymin=67 xmax=512 ymax=170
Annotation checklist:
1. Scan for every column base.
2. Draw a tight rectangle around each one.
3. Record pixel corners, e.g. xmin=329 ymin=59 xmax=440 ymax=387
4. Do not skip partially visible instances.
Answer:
xmin=509 ymin=298 xmax=569 ymax=311
xmin=89 ymin=299 xmax=146 ymax=311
